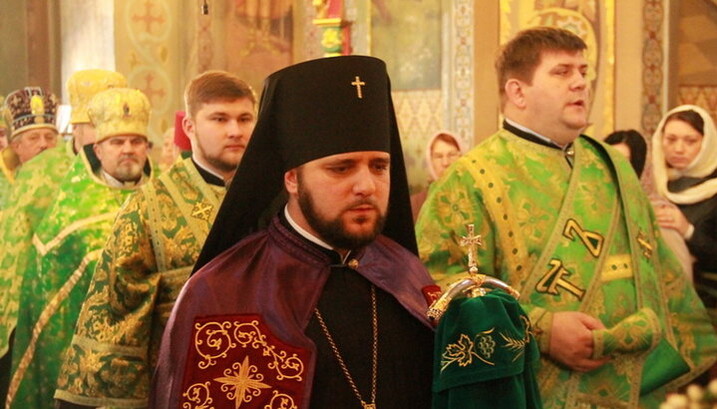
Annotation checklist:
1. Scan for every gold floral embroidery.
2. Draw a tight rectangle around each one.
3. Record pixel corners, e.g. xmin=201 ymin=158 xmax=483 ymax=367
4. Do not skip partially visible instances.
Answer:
xmin=436 ymin=187 xmax=472 ymax=225
xmin=266 ymin=390 xmax=298 ymax=409
xmin=182 ymin=381 xmax=213 ymax=408
xmin=194 ymin=321 xmax=235 ymax=369
xmin=501 ymin=316 xmax=532 ymax=362
xmin=441 ymin=329 xmax=496 ymax=371
xmin=194 ymin=320 xmax=305 ymax=381
xmin=441 ymin=316 xmax=532 ymax=371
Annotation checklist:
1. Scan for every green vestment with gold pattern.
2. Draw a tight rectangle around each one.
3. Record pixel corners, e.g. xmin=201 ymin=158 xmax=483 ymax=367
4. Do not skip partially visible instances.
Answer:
xmin=416 ymin=129 xmax=717 ymax=409
xmin=5 ymin=147 xmax=151 ymax=409
xmin=0 ymin=150 xmax=16 ymax=211
xmin=0 ymin=140 xmax=75 ymax=359
xmin=55 ymin=157 xmax=225 ymax=408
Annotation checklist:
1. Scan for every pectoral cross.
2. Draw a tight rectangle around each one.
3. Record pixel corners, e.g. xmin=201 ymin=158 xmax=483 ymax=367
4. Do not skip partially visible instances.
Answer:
xmin=460 ymin=224 xmax=483 ymax=277
xmin=351 ymin=76 xmax=365 ymax=99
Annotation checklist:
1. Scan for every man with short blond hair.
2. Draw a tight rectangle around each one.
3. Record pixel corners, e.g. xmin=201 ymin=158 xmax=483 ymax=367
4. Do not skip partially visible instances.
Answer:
xmin=55 ymin=70 xmax=257 ymax=409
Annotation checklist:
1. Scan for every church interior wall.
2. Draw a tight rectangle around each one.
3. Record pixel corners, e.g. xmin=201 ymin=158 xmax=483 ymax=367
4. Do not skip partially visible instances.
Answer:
xmin=675 ymin=0 xmax=717 ymax=123
xmin=0 ymin=0 xmax=62 ymax=97
xmin=614 ymin=1 xmax=645 ymax=135
xmin=5 ymin=0 xmax=717 ymax=194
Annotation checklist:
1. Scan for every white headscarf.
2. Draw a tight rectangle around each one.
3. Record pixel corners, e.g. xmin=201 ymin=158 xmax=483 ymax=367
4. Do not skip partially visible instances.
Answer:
xmin=651 ymin=104 xmax=717 ymax=204
xmin=425 ymin=130 xmax=467 ymax=181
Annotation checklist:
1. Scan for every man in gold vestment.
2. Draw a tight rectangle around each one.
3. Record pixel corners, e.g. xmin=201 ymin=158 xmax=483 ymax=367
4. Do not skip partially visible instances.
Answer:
xmin=55 ymin=70 xmax=257 ymax=409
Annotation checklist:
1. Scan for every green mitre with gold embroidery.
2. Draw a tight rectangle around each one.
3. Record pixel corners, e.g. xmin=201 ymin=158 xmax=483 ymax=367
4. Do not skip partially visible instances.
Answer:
xmin=6 ymin=145 xmax=151 ymax=409
xmin=56 ymin=156 xmax=225 ymax=408
xmin=416 ymin=128 xmax=717 ymax=408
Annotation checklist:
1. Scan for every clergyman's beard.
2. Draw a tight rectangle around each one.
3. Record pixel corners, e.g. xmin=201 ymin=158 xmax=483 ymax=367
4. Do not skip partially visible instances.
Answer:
xmin=298 ymin=184 xmax=386 ymax=251
xmin=113 ymin=157 xmax=143 ymax=182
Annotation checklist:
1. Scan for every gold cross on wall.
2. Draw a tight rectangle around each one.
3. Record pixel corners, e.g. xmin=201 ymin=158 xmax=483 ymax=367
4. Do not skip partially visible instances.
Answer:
xmin=351 ymin=76 xmax=366 ymax=99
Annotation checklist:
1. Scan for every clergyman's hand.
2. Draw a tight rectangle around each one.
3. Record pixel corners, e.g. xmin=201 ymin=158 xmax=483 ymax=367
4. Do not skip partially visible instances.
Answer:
xmin=548 ymin=311 xmax=611 ymax=372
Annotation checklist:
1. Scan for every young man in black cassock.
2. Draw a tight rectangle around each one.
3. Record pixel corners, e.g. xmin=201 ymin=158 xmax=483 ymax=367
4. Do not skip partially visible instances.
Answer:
xmin=150 ymin=56 xmax=441 ymax=409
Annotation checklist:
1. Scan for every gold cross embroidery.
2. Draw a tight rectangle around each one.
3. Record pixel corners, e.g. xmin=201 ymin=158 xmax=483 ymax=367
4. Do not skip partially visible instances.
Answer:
xmin=191 ymin=202 xmax=213 ymax=221
xmin=636 ymin=232 xmax=653 ymax=259
xmin=351 ymin=76 xmax=366 ymax=99
xmin=460 ymin=224 xmax=483 ymax=276
xmin=214 ymin=356 xmax=271 ymax=408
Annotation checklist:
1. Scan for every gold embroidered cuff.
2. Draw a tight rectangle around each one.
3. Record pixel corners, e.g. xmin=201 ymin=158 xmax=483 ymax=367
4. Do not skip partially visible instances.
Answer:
xmin=526 ymin=306 xmax=553 ymax=354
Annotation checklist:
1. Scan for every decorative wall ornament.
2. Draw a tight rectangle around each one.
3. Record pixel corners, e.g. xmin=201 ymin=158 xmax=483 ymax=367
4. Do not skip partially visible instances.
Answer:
xmin=642 ymin=0 xmax=664 ymax=137
xmin=445 ymin=0 xmax=475 ymax=150
xmin=118 ymin=0 xmax=175 ymax=146
xmin=312 ymin=0 xmax=351 ymax=56
xmin=678 ymin=85 xmax=717 ymax=123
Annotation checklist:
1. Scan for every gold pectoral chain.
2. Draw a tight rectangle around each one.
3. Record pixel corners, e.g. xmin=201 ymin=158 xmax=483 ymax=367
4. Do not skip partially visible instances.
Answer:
xmin=314 ymin=285 xmax=377 ymax=409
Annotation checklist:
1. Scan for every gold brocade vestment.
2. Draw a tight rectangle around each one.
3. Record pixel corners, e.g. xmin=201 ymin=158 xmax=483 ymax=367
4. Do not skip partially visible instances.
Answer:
xmin=55 ymin=157 xmax=225 ymax=408
xmin=416 ymin=129 xmax=717 ymax=409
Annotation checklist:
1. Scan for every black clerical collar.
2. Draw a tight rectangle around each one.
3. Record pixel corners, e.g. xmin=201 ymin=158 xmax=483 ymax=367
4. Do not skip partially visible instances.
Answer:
xmin=191 ymin=158 xmax=225 ymax=186
xmin=503 ymin=120 xmax=575 ymax=167
xmin=278 ymin=209 xmax=351 ymax=265
xmin=503 ymin=120 xmax=563 ymax=149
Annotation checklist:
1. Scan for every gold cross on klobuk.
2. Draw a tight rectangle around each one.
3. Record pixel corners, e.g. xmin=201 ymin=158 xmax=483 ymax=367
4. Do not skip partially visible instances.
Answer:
xmin=351 ymin=76 xmax=365 ymax=99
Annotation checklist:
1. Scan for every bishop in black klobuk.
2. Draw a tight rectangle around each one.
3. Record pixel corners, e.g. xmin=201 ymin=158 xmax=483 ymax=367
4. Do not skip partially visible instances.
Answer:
xmin=151 ymin=56 xmax=439 ymax=409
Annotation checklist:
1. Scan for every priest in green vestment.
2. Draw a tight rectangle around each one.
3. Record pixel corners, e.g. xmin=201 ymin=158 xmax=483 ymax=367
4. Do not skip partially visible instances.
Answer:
xmin=5 ymin=87 xmax=153 ymax=409
xmin=0 ymin=87 xmax=59 ymax=397
xmin=54 ymin=70 xmax=257 ymax=409
xmin=416 ymin=27 xmax=717 ymax=409
xmin=0 ymin=71 xmax=127 ymax=399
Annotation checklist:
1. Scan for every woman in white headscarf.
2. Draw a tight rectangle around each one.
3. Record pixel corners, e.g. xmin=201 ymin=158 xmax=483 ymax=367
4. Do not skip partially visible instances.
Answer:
xmin=652 ymin=105 xmax=717 ymax=309
xmin=410 ymin=130 xmax=466 ymax=221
